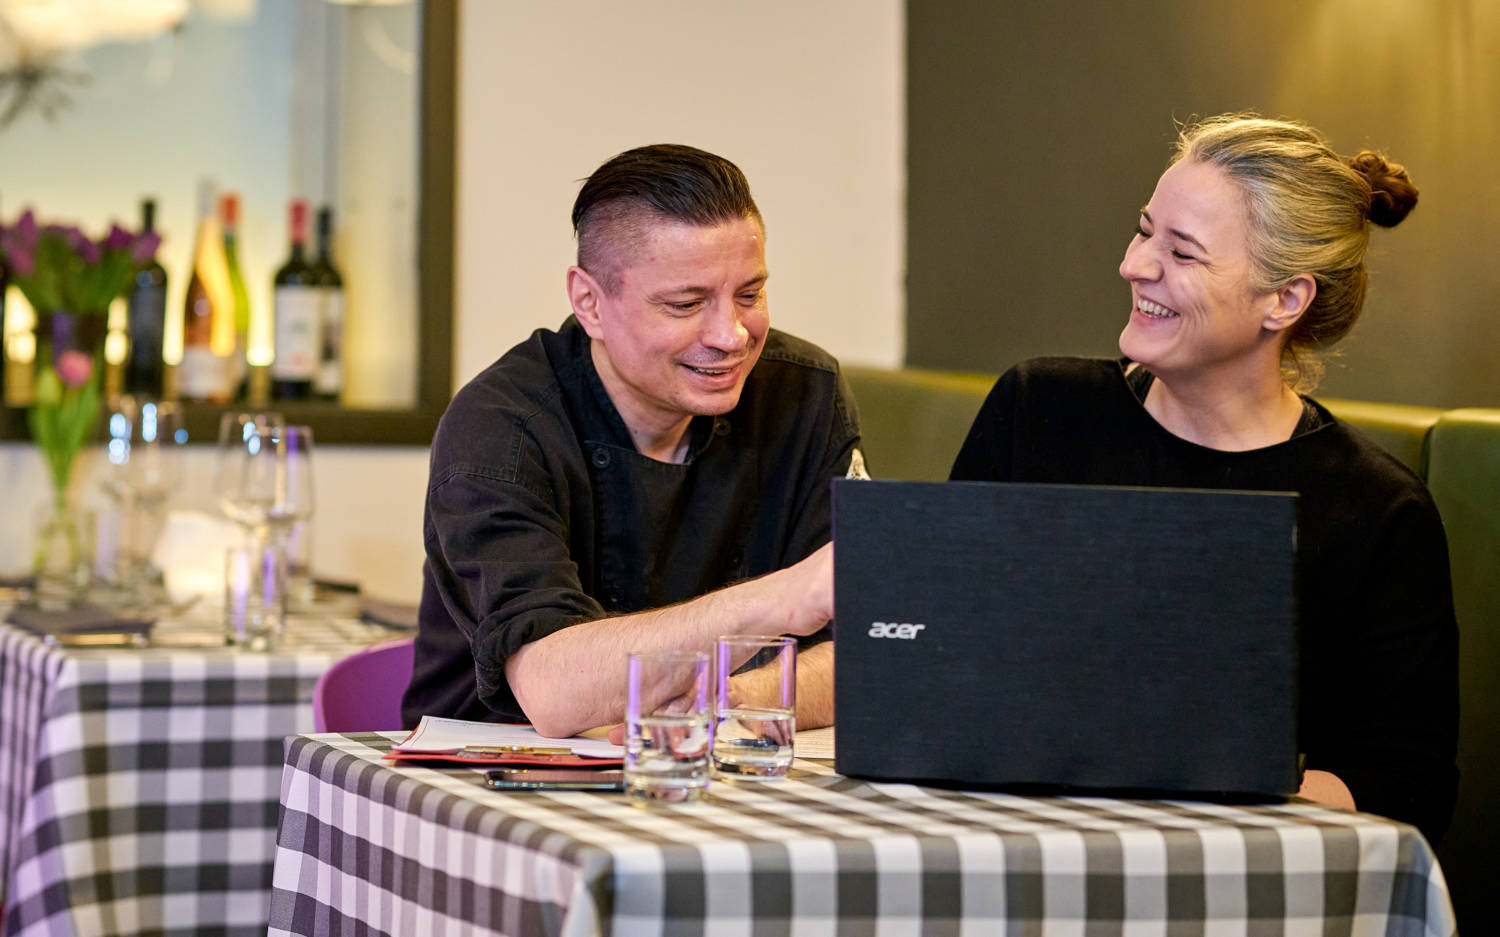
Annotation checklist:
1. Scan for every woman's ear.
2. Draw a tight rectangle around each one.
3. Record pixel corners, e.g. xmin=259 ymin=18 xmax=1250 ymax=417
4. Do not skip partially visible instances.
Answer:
xmin=1263 ymin=274 xmax=1317 ymax=334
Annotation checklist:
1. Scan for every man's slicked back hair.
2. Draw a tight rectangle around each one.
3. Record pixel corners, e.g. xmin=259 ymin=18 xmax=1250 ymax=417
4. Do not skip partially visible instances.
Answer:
xmin=572 ymin=144 xmax=762 ymax=294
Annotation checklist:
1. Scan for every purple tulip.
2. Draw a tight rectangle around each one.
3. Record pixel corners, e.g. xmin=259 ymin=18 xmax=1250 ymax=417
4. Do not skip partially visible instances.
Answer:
xmin=64 ymin=226 xmax=101 ymax=264
xmin=14 ymin=210 xmax=37 ymax=244
xmin=105 ymin=224 xmax=134 ymax=252
xmin=132 ymin=231 xmax=162 ymax=265
xmin=1 ymin=231 xmax=34 ymax=276
xmin=54 ymin=350 xmax=95 ymax=387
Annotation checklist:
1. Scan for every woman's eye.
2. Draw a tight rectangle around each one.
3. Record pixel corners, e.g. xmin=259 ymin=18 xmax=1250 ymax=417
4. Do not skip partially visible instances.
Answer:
xmin=1135 ymin=224 xmax=1149 ymax=239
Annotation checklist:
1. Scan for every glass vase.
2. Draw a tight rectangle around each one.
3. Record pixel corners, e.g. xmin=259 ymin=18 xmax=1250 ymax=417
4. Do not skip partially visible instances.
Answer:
xmin=33 ymin=496 xmax=94 ymax=601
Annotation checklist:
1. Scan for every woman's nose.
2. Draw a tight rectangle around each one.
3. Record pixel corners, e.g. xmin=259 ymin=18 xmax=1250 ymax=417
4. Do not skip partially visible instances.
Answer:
xmin=1119 ymin=238 xmax=1159 ymax=283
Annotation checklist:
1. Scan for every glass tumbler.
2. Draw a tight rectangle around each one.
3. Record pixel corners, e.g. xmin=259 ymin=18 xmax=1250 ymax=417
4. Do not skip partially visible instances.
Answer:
xmin=625 ymin=650 xmax=711 ymax=803
xmin=713 ymin=635 xmax=796 ymax=780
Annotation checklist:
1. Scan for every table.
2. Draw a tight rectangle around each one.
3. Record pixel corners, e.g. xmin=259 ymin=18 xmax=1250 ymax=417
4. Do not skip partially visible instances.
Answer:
xmin=270 ymin=733 xmax=1457 ymax=937
xmin=0 ymin=615 xmax=376 ymax=937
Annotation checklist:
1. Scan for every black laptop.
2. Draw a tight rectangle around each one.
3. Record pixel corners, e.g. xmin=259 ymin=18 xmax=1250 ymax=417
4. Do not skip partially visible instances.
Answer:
xmin=832 ymin=479 xmax=1300 ymax=799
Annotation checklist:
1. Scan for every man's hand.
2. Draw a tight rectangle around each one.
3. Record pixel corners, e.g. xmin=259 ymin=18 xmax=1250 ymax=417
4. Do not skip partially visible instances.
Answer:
xmin=1297 ymin=769 xmax=1355 ymax=810
xmin=507 ymin=541 xmax=837 ymax=738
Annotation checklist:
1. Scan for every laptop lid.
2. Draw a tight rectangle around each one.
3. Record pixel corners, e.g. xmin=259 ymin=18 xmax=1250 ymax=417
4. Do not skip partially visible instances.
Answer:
xmin=832 ymin=479 xmax=1299 ymax=798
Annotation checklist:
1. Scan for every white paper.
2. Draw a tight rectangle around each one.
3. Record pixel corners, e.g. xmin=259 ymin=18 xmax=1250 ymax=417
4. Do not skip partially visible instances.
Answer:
xmin=794 ymin=726 xmax=835 ymax=759
xmin=394 ymin=715 xmax=624 ymax=757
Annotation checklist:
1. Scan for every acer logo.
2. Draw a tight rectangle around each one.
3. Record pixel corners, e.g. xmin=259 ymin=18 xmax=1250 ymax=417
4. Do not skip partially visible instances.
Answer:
xmin=867 ymin=621 xmax=926 ymax=639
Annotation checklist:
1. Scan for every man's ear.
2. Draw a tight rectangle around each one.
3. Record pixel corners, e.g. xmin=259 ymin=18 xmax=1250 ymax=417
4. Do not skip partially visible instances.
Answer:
xmin=568 ymin=266 xmax=607 ymax=339
xmin=1263 ymin=274 xmax=1316 ymax=334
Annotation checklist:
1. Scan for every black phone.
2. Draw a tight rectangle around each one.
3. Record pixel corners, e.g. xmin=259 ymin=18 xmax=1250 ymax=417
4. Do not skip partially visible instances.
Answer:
xmin=485 ymin=768 xmax=625 ymax=791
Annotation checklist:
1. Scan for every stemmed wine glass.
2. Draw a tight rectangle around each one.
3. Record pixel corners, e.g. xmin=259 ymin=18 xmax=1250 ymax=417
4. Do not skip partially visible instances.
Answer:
xmin=214 ymin=414 xmax=315 ymax=641
xmin=214 ymin=413 xmax=315 ymax=544
xmin=99 ymin=395 xmax=186 ymax=606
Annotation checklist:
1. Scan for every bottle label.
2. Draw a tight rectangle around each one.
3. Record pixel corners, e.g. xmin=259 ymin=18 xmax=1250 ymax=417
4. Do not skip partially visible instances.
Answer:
xmin=315 ymin=290 xmax=345 ymax=395
xmin=179 ymin=347 xmax=227 ymax=399
xmin=272 ymin=288 xmax=321 ymax=381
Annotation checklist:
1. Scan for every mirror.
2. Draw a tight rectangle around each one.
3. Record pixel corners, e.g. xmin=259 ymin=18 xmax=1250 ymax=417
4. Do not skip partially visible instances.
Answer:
xmin=0 ymin=0 xmax=452 ymax=445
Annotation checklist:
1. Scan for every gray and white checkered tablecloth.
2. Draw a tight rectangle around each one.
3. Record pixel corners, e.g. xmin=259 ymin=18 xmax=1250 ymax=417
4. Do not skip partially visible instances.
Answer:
xmin=0 ymin=617 xmax=372 ymax=937
xmin=271 ymin=733 xmax=1456 ymax=937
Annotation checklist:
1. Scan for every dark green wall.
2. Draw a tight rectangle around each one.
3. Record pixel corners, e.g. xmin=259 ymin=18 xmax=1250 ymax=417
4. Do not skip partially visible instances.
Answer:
xmin=907 ymin=0 xmax=1500 ymax=408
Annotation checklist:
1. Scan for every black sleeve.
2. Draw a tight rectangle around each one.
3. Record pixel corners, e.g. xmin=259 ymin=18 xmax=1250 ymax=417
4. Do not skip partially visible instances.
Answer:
xmin=1309 ymin=492 xmax=1459 ymax=843
xmin=950 ymin=369 xmax=1016 ymax=481
xmin=779 ymin=365 xmax=863 ymax=648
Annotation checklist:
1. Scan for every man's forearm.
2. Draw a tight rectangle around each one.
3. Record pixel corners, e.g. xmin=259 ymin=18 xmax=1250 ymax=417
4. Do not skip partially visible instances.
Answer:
xmin=728 ymin=640 xmax=834 ymax=730
xmin=506 ymin=544 xmax=833 ymax=737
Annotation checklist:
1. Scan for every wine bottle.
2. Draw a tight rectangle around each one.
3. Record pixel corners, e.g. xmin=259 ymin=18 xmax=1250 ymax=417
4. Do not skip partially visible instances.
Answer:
xmin=220 ymin=192 xmax=252 ymax=398
xmin=123 ymin=198 xmax=169 ymax=397
xmin=270 ymin=199 xmax=319 ymax=400
xmin=179 ymin=179 xmax=236 ymax=403
xmin=311 ymin=206 xmax=345 ymax=402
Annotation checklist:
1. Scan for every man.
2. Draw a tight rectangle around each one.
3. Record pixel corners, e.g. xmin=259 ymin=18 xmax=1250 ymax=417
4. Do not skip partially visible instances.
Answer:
xmin=402 ymin=144 xmax=864 ymax=738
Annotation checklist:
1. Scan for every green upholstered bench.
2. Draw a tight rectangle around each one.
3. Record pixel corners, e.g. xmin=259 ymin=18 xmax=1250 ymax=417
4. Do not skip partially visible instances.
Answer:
xmin=842 ymin=365 xmax=1496 ymax=933
xmin=1423 ymin=408 xmax=1500 ymax=933
xmin=843 ymin=365 xmax=1443 ymax=479
xmin=1320 ymin=398 xmax=1442 ymax=474
xmin=842 ymin=365 xmax=993 ymax=481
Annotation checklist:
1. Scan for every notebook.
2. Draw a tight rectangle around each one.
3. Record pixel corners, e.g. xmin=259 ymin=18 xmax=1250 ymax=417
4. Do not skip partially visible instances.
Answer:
xmin=831 ymin=479 xmax=1300 ymax=798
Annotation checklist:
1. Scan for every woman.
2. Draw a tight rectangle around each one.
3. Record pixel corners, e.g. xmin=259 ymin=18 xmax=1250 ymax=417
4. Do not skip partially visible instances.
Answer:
xmin=950 ymin=114 xmax=1458 ymax=843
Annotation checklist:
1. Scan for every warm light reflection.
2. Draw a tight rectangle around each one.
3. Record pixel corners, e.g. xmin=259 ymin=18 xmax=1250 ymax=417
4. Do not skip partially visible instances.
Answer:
xmin=4 ymin=288 xmax=36 ymax=364
xmin=105 ymin=296 xmax=128 ymax=365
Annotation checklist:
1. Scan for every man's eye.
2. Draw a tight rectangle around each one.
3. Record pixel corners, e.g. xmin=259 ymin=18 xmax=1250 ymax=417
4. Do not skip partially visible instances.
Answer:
xmin=667 ymin=301 xmax=702 ymax=313
xmin=737 ymin=291 xmax=763 ymax=305
xmin=1135 ymin=224 xmax=1149 ymax=239
xmin=1171 ymin=249 xmax=1194 ymax=261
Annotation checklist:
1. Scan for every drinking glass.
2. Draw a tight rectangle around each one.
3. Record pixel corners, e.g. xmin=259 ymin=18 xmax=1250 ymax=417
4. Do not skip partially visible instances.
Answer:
xmin=625 ymin=650 xmax=711 ymax=803
xmin=214 ymin=412 xmax=286 ymax=539
xmin=214 ymin=415 xmax=313 ymax=542
xmin=99 ymin=396 xmax=186 ymax=604
xmin=713 ymin=635 xmax=797 ymax=780
xmin=224 ymin=542 xmax=286 ymax=651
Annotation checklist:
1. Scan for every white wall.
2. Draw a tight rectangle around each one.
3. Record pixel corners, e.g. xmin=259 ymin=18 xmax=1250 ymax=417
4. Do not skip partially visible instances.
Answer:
xmin=453 ymin=0 xmax=906 ymax=385
xmin=0 ymin=0 xmax=906 ymax=602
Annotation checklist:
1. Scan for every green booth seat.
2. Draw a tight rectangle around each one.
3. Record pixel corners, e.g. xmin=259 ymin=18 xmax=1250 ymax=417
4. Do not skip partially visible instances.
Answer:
xmin=1319 ymin=398 xmax=1443 ymax=475
xmin=842 ymin=365 xmax=994 ymax=481
xmin=841 ymin=365 xmax=1444 ymax=480
xmin=1423 ymin=407 xmax=1500 ymax=936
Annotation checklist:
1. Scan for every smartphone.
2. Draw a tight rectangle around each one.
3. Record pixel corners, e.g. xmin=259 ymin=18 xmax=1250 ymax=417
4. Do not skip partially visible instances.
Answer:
xmin=485 ymin=768 xmax=625 ymax=791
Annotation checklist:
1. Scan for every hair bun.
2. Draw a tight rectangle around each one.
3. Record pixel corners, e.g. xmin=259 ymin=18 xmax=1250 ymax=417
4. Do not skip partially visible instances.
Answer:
xmin=1348 ymin=150 xmax=1419 ymax=227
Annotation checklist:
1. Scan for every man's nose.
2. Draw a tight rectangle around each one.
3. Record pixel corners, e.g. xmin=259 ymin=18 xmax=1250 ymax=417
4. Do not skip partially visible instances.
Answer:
xmin=700 ymin=300 xmax=749 ymax=351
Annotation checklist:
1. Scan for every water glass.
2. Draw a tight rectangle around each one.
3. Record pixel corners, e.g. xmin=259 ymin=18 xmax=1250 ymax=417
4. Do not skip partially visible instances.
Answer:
xmin=99 ymin=396 xmax=185 ymax=600
xmin=224 ymin=542 xmax=286 ymax=651
xmin=625 ymin=650 xmax=711 ymax=803
xmin=713 ymin=635 xmax=797 ymax=780
xmin=214 ymin=412 xmax=285 ymax=534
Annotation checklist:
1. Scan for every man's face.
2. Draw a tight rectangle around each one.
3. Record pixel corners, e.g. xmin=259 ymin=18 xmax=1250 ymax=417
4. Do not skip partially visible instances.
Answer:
xmin=575 ymin=215 xmax=770 ymax=442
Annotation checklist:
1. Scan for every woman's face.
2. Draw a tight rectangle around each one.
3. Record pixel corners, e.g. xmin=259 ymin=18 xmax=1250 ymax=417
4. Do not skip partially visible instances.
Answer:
xmin=1117 ymin=158 xmax=1284 ymax=379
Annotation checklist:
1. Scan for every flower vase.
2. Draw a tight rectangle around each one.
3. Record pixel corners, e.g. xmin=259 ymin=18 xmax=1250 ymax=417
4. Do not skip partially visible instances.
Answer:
xmin=28 ymin=310 xmax=107 ymax=601
xmin=33 ymin=495 xmax=94 ymax=600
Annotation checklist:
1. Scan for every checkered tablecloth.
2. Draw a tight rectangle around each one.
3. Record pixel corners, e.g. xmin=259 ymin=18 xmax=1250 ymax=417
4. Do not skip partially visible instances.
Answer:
xmin=0 ymin=616 xmax=374 ymax=937
xmin=270 ymin=733 xmax=1456 ymax=937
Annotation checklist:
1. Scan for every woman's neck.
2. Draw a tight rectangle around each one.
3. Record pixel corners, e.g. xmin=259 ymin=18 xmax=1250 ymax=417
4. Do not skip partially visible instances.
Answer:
xmin=1140 ymin=363 xmax=1304 ymax=451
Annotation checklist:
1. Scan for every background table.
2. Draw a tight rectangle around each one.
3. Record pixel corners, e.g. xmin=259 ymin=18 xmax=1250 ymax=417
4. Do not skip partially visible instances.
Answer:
xmin=0 ymin=615 xmax=377 ymax=937
xmin=271 ymin=733 xmax=1457 ymax=937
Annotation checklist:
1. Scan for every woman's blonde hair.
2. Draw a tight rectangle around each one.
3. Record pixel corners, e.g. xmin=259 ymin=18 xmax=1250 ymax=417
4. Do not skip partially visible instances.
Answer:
xmin=1173 ymin=114 xmax=1418 ymax=390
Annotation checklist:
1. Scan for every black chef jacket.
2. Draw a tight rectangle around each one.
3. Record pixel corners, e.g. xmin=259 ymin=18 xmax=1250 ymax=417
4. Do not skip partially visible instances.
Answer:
xmin=402 ymin=317 xmax=862 ymax=726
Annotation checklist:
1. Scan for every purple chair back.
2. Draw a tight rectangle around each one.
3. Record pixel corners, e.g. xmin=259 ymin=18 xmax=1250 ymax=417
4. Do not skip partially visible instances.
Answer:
xmin=313 ymin=637 xmax=416 ymax=733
